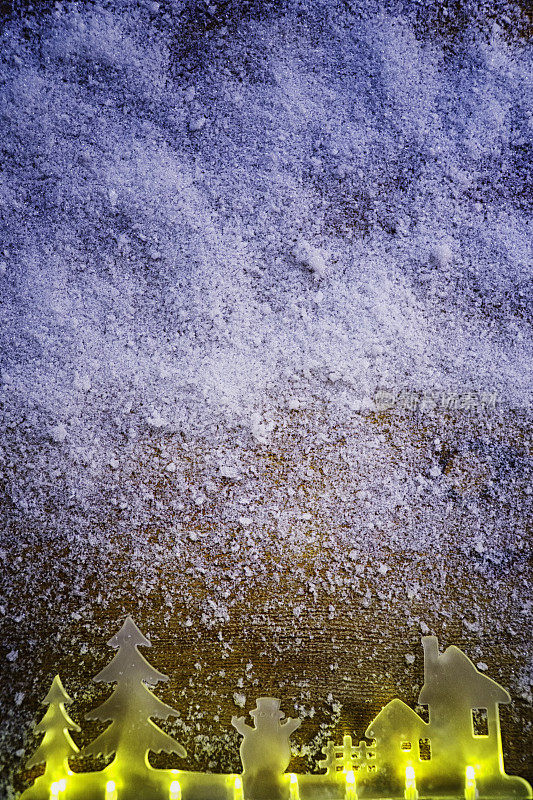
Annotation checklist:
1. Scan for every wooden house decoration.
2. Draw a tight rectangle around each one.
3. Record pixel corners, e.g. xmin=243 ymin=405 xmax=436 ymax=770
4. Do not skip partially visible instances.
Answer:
xmin=364 ymin=636 xmax=529 ymax=799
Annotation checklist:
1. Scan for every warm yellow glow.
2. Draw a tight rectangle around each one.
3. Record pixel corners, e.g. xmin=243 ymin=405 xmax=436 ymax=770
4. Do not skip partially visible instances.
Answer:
xmin=233 ymin=776 xmax=243 ymax=800
xmin=21 ymin=628 xmax=533 ymax=800
xmin=345 ymin=769 xmax=357 ymax=799
xmin=169 ymin=779 xmax=181 ymax=800
xmin=289 ymin=773 xmax=300 ymax=799
xmin=465 ymin=766 xmax=477 ymax=800
xmin=405 ymin=765 xmax=418 ymax=800
xmin=48 ymin=780 xmax=67 ymax=798
xmin=105 ymin=780 xmax=117 ymax=800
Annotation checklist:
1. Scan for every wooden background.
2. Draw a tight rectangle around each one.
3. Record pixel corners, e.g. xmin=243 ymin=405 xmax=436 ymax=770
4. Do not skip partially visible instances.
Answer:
xmin=2 ymin=403 xmax=531 ymax=794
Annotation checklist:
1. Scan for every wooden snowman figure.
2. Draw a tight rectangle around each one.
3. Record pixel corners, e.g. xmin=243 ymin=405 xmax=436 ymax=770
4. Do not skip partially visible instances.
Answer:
xmin=232 ymin=697 xmax=301 ymax=800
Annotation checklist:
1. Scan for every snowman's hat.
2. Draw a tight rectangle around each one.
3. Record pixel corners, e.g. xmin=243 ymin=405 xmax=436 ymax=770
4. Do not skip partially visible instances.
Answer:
xmin=250 ymin=697 xmax=285 ymax=719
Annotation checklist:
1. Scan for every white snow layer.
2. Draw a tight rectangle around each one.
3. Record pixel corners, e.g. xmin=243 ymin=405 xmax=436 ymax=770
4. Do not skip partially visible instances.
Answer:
xmin=0 ymin=0 xmax=531 ymax=792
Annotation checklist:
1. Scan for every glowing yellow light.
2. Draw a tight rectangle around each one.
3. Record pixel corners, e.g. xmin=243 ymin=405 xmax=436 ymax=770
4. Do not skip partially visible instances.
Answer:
xmin=289 ymin=773 xmax=300 ymax=800
xmin=58 ymin=779 xmax=66 ymax=792
xmin=105 ymin=780 xmax=117 ymax=800
xmin=465 ymin=766 xmax=477 ymax=800
xmin=233 ymin=776 xmax=243 ymax=800
xmin=345 ymin=769 xmax=357 ymax=799
xmin=405 ymin=765 xmax=418 ymax=800
xmin=49 ymin=783 xmax=59 ymax=800
xmin=169 ymin=779 xmax=181 ymax=800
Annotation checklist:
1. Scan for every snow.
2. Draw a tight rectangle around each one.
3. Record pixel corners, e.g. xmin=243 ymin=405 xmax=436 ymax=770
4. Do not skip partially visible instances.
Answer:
xmin=233 ymin=693 xmax=246 ymax=709
xmin=293 ymin=239 xmax=328 ymax=279
xmin=0 ymin=0 xmax=531 ymax=793
xmin=189 ymin=115 xmax=207 ymax=132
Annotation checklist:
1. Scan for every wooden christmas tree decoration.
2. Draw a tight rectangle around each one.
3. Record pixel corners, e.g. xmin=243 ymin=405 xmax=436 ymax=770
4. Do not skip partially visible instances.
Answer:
xmin=19 ymin=621 xmax=533 ymax=800
xmin=23 ymin=675 xmax=80 ymax=799
xmin=83 ymin=616 xmax=186 ymax=797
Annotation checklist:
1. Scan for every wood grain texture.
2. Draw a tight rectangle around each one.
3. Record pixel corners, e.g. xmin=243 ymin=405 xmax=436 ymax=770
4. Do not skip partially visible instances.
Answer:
xmin=3 ymin=406 xmax=532 ymax=795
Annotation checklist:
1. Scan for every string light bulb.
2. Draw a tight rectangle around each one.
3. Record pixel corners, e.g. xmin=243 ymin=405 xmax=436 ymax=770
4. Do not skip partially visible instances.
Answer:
xmin=233 ymin=776 xmax=244 ymax=800
xmin=290 ymin=773 xmax=300 ymax=800
xmin=105 ymin=779 xmax=117 ymax=800
xmin=465 ymin=766 xmax=477 ymax=800
xmin=345 ymin=768 xmax=357 ymax=799
xmin=169 ymin=779 xmax=181 ymax=800
xmin=405 ymin=765 xmax=418 ymax=800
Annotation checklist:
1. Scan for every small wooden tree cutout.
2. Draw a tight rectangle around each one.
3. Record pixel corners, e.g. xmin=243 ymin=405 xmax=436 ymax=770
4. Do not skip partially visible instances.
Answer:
xmin=23 ymin=675 xmax=80 ymax=795
xmin=83 ymin=616 xmax=186 ymax=772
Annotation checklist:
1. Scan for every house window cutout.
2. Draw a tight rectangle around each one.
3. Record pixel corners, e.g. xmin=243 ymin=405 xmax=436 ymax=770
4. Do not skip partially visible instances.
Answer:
xmin=472 ymin=707 xmax=489 ymax=737
xmin=401 ymin=741 xmax=412 ymax=751
xmin=419 ymin=738 xmax=431 ymax=760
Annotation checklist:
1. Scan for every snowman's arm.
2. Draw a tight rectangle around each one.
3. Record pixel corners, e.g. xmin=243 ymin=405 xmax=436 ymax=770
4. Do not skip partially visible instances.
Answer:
xmin=281 ymin=717 xmax=301 ymax=734
xmin=232 ymin=716 xmax=252 ymax=736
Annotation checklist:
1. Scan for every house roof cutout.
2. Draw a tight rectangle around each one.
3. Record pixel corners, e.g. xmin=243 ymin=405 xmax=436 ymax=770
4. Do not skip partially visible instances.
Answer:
xmin=419 ymin=636 xmax=510 ymax=707
xmin=366 ymin=698 xmax=428 ymax=741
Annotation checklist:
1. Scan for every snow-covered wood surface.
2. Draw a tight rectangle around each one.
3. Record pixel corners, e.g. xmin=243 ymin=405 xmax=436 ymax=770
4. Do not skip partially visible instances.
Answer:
xmin=0 ymin=0 xmax=531 ymax=796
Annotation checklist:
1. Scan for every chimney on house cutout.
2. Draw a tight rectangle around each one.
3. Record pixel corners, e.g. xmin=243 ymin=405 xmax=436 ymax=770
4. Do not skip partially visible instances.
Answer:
xmin=422 ymin=636 xmax=439 ymax=680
